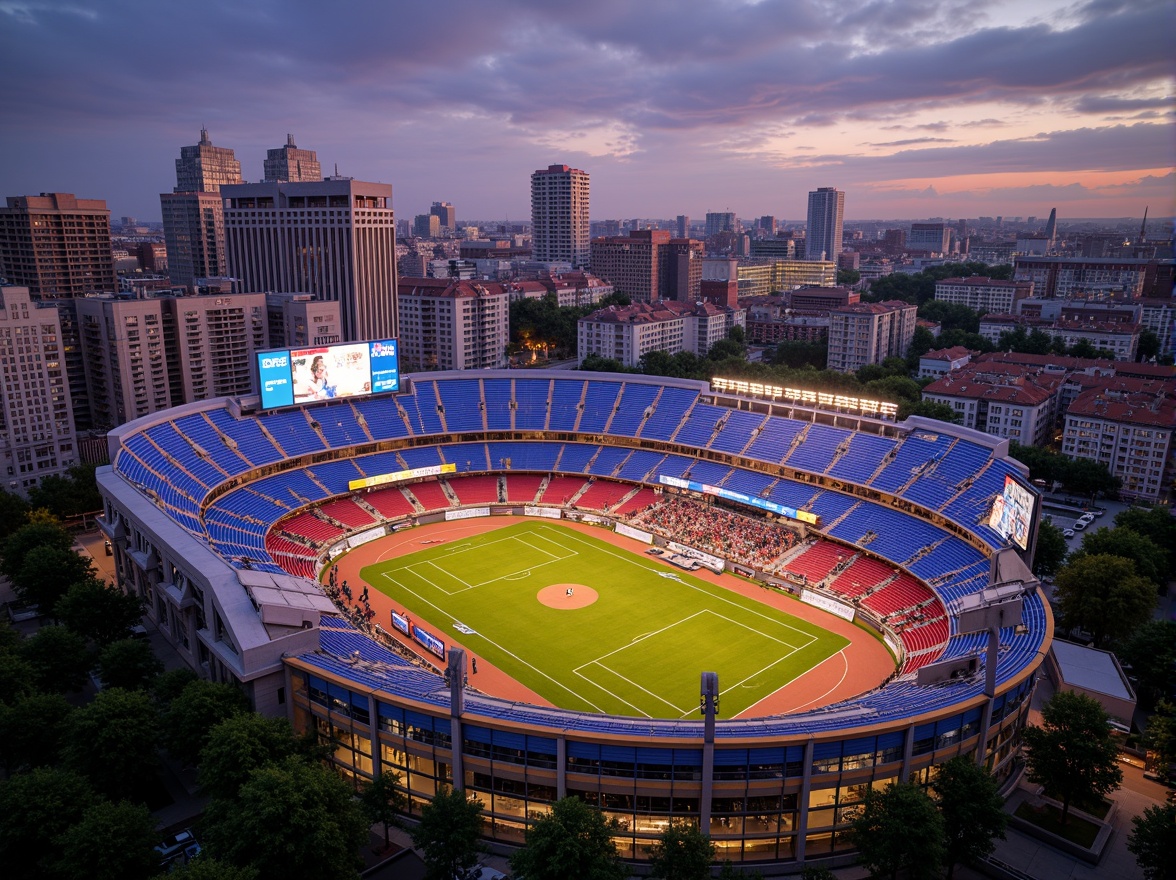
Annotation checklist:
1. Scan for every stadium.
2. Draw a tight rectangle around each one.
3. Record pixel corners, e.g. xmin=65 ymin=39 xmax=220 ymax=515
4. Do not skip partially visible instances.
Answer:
xmin=97 ymin=362 xmax=1052 ymax=868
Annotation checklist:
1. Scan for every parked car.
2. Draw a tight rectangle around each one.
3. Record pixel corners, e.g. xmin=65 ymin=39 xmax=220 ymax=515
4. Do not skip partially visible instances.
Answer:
xmin=1063 ymin=529 xmax=1075 ymax=538
xmin=1073 ymin=521 xmax=1088 ymax=531
xmin=156 ymin=830 xmax=197 ymax=867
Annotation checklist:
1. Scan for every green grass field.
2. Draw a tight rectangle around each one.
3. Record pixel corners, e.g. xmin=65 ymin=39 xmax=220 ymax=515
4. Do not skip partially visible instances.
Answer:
xmin=360 ymin=522 xmax=849 ymax=719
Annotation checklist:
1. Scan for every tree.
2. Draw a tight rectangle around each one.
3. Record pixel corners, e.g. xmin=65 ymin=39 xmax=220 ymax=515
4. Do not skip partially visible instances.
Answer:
xmin=1142 ymin=701 xmax=1176 ymax=779
xmin=411 ymin=786 xmax=486 ymax=880
xmin=19 ymin=624 xmax=92 ymax=693
xmin=1053 ymin=554 xmax=1155 ymax=647
xmin=166 ymin=860 xmax=260 ymax=880
xmin=12 ymin=544 xmax=95 ymax=611
xmin=1073 ymin=526 xmax=1168 ymax=589
xmin=837 ymin=268 xmax=861 ymax=286
xmin=53 ymin=799 xmax=159 ymax=880
xmin=1032 ymin=519 xmax=1068 ymax=578
xmin=97 ymin=637 xmax=164 ymax=691
xmin=0 ymin=519 xmax=73 ymax=582
xmin=648 ymin=821 xmax=715 ymax=880
xmin=27 ymin=463 xmax=103 ymax=521
xmin=1114 ymin=506 xmax=1176 ymax=578
xmin=904 ymin=325 xmax=937 ymax=370
xmin=202 ymin=756 xmax=368 ymax=880
xmin=848 ymin=781 xmax=946 ymax=880
xmin=1061 ymin=456 xmax=1120 ymax=498
xmin=1127 ymin=803 xmax=1176 ymax=880
xmin=0 ymin=488 xmax=31 ymax=536
xmin=164 ymin=679 xmax=250 ymax=765
xmin=0 ymin=650 xmax=37 ymax=704
xmin=0 ymin=691 xmax=74 ymax=774
xmin=198 ymin=713 xmax=304 ymax=801
xmin=1118 ymin=622 xmax=1176 ymax=709
xmin=361 ymin=770 xmax=407 ymax=850
xmin=64 ymin=687 xmax=160 ymax=801
xmin=1022 ymin=690 xmax=1122 ymax=825
xmin=774 ymin=338 xmax=828 ymax=369
xmin=900 ymin=399 xmax=963 ymax=424
xmin=154 ymin=666 xmax=201 ymax=705
xmin=1137 ymin=329 xmax=1162 ymax=362
xmin=54 ymin=576 xmax=144 ymax=646
xmin=932 ymin=756 xmax=1008 ymax=878
xmin=510 ymin=796 xmax=626 ymax=880
xmin=0 ymin=766 xmax=98 ymax=880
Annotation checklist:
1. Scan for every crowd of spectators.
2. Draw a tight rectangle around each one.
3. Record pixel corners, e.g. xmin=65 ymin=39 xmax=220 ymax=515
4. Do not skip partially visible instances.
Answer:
xmin=632 ymin=496 xmax=800 ymax=570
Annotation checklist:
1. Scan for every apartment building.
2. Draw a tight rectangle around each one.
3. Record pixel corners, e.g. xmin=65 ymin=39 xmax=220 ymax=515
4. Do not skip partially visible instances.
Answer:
xmin=397 ymin=278 xmax=509 ymax=371
xmin=577 ymin=300 xmax=745 ymax=368
xmin=826 ymin=300 xmax=917 ymax=373
xmin=934 ymin=276 xmax=1033 ymax=313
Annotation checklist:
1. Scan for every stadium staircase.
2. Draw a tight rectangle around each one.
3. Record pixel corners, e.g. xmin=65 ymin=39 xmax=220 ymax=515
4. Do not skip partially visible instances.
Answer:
xmin=865 ymin=445 xmax=899 ymax=486
xmin=400 ymin=487 xmax=427 ymax=514
xmin=496 ymin=476 xmax=507 ymax=502
xmin=534 ymin=475 xmax=550 ymax=502
xmin=439 ymin=477 xmax=460 ymax=506
xmin=780 ymin=424 xmax=809 ymax=464
xmin=825 ymin=501 xmax=862 ymax=531
xmin=824 ymin=436 xmax=854 ymax=474
xmin=353 ymin=495 xmax=384 ymax=520
xmin=348 ymin=403 xmax=377 ymax=443
xmin=567 ymin=478 xmax=593 ymax=506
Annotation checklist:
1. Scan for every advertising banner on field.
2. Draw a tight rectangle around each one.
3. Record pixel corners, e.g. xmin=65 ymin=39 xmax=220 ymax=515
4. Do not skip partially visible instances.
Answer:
xmin=523 ymin=505 xmax=562 ymax=519
xmin=667 ymin=541 xmax=725 ymax=572
xmin=614 ymin=523 xmax=653 ymax=544
xmin=800 ymin=589 xmax=856 ymax=622
xmin=391 ymin=611 xmax=410 ymax=636
xmin=446 ymin=507 xmax=490 ymax=521
xmin=347 ymin=526 xmax=387 ymax=549
xmin=349 ymin=462 xmax=456 ymax=492
xmin=883 ymin=630 xmax=903 ymax=660
xmin=412 ymin=624 xmax=445 ymax=659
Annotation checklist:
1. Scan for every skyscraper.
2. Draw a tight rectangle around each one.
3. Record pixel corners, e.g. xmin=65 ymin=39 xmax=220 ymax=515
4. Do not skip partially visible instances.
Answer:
xmin=263 ymin=134 xmax=321 ymax=183
xmin=704 ymin=212 xmax=736 ymax=237
xmin=164 ymin=130 xmax=243 ymax=291
xmin=676 ymin=215 xmax=690 ymax=239
xmin=531 ymin=164 xmax=590 ymax=268
xmin=0 ymin=193 xmax=117 ymax=297
xmin=221 ymin=178 xmax=397 ymax=342
xmin=174 ymin=128 xmax=243 ymax=193
xmin=430 ymin=201 xmax=456 ymax=231
xmin=806 ymin=187 xmax=844 ymax=262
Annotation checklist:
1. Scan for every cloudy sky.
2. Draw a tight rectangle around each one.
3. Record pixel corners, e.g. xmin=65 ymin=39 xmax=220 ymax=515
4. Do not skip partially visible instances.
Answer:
xmin=2 ymin=0 xmax=1173 ymax=224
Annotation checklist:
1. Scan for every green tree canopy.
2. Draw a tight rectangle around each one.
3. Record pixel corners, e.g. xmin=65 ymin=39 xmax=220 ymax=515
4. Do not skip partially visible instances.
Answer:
xmin=0 ymin=766 xmax=98 ymax=879
xmin=774 ymin=338 xmax=828 ymax=369
xmin=900 ymin=399 xmax=963 ymax=424
xmin=932 ymin=756 xmax=1008 ymax=878
xmin=64 ymin=687 xmax=160 ymax=802
xmin=1142 ymin=701 xmax=1176 ymax=779
xmin=12 ymin=544 xmax=95 ymax=611
xmin=97 ymin=637 xmax=164 ymax=692
xmin=0 ymin=690 xmax=74 ymax=774
xmin=1032 ymin=519 xmax=1069 ymax=578
xmin=1022 ymin=690 xmax=1123 ymax=824
xmin=849 ymin=781 xmax=946 ymax=880
xmin=1127 ymin=803 xmax=1176 ymax=880
xmin=54 ymin=576 xmax=145 ymax=646
xmin=202 ymin=756 xmax=368 ymax=880
xmin=1118 ymin=621 xmax=1176 ymax=709
xmin=164 ymin=679 xmax=250 ymax=766
xmin=53 ymin=799 xmax=159 ymax=880
xmin=0 ymin=488 xmax=31 ymax=536
xmin=918 ymin=300 xmax=982 ymax=333
xmin=1053 ymin=554 xmax=1156 ymax=647
xmin=510 ymin=795 xmax=627 ymax=880
xmin=198 ymin=713 xmax=304 ymax=801
xmin=0 ymin=519 xmax=73 ymax=582
xmin=26 ymin=463 xmax=103 ymax=521
xmin=412 ymin=786 xmax=486 ymax=880
xmin=647 ymin=821 xmax=715 ymax=880
xmin=19 ymin=624 xmax=92 ymax=693
xmin=361 ymin=770 xmax=407 ymax=849
xmin=0 ymin=650 xmax=38 ymax=704
xmin=165 ymin=859 xmax=260 ymax=880
xmin=1114 ymin=506 xmax=1176 ymax=578
xmin=1072 ymin=526 xmax=1168 ymax=589
xmin=154 ymin=666 xmax=202 ymax=705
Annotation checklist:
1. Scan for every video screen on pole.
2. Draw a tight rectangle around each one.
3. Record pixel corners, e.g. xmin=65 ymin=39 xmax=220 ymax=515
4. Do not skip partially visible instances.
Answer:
xmin=256 ymin=339 xmax=399 ymax=410
xmin=988 ymin=473 xmax=1036 ymax=551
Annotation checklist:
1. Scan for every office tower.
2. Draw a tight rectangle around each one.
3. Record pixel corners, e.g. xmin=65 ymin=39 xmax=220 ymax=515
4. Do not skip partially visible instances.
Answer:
xmin=908 ymin=222 xmax=950 ymax=255
xmin=758 ymin=216 xmax=777 ymax=235
xmin=0 ymin=193 xmax=117 ymax=297
xmin=805 ymin=187 xmax=844 ymax=262
xmin=175 ymin=128 xmax=243 ymax=193
xmin=705 ymin=212 xmax=736 ymax=237
xmin=1044 ymin=208 xmax=1057 ymax=245
xmin=161 ymin=192 xmax=226 ymax=290
xmin=0 ymin=286 xmax=79 ymax=495
xmin=531 ymin=164 xmax=590 ymax=268
xmin=221 ymin=178 xmax=397 ymax=342
xmin=397 ymin=278 xmax=508 ymax=371
xmin=263 ymin=134 xmax=321 ymax=183
xmin=265 ymin=293 xmax=343 ymax=349
xmin=676 ymin=215 xmax=690 ymax=239
xmin=413 ymin=213 xmax=441 ymax=238
xmin=589 ymin=231 xmax=703 ymax=303
xmin=430 ymin=201 xmax=456 ymax=231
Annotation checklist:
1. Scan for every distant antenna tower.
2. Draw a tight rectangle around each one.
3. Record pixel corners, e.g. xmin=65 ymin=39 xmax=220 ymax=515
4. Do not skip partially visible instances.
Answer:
xmin=1139 ymin=206 xmax=1148 ymax=244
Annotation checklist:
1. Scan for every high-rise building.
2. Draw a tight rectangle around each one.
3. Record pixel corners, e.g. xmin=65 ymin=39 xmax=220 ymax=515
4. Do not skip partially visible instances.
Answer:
xmin=704 ymin=212 xmax=736 ymax=237
xmin=805 ymin=187 xmax=844 ymax=262
xmin=531 ymin=165 xmax=590 ymax=268
xmin=430 ymin=201 xmax=456 ymax=231
xmin=174 ymin=128 xmax=243 ymax=193
xmin=676 ymin=215 xmax=690 ymax=239
xmin=413 ymin=213 xmax=441 ymax=238
xmin=589 ymin=231 xmax=702 ymax=303
xmin=263 ymin=134 xmax=321 ymax=183
xmin=266 ymin=293 xmax=343 ymax=349
xmin=221 ymin=178 xmax=398 ymax=342
xmin=0 ymin=193 xmax=117 ymax=297
xmin=908 ymin=222 xmax=950 ymax=255
xmin=397 ymin=277 xmax=508 ymax=371
xmin=0 ymin=286 xmax=78 ymax=496
xmin=161 ymin=192 xmax=226 ymax=291
xmin=826 ymin=300 xmax=916 ymax=373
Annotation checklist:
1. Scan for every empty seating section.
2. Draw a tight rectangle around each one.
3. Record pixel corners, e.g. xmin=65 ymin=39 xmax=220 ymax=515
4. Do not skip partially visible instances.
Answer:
xmin=828 ymin=505 xmax=942 ymax=562
xmin=807 ymin=491 xmax=857 ymax=522
xmin=587 ymin=446 xmax=631 ymax=478
xmin=416 ymin=382 xmax=446 ymax=434
xmin=936 ymin=561 xmax=991 ymax=607
xmin=765 ymin=480 xmax=815 ymax=510
xmin=514 ymin=379 xmax=551 ymax=430
xmin=907 ymin=539 xmax=985 ymax=584
xmin=482 ymin=379 xmax=513 ymax=430
xmin=902 ymin=439 xmax=991 ymax=511
xmin=576 ymin=480 xmax=633 ymax=512
xmin=785 ymin=541 xmax=852 ymax=583
xmin=544 ymin=476 xmax=588 ymax=504
xmin=827 ymin=556 xmax=892 ymax=598
xmin=122 ymin=435 xmax=206 ymax=509
xmin=786 ymin=424 xmax=851 ymax=473
xmin=827 ymin=434 xmax=897 ymax=483
xmin=720 ymin=469 xmax=774 ymax=498
xmin=207 ymin=410 xmax=284 ymax=466
xmin=304 ymin=460 xmax=366 ymax=494
xmin=319 ymin=499 xmax=376 ymax=529
xmin=263 ymin=409 xmax=327 ymax=458
xmin=607 ymin=383 xmax=659 ymax=436
xmin=861 ymin=574 xmax=932 ymax=617
xmin=684 ymin=460 xmax=732 ymax=487
xmin=577 ymin=381 xmax=620 ymax=432
xmin=613 ymin=486 xmax=658 ymax=515
xmin=900 ymin=618 xmax=950 ymax=668
xmin=362 ymin=487 xmax=415 ymax=519
xmin=649 ymin=454 xmax=694 ymax=481
xmin=215 ymin=486 xmax=291 ymax=523
xmin=870 ymin=431 xmax=953 ymax=493
xmin=486 ymin=441 xmax=561 ymax=472
xmin=672 ymin=403 xmax=725 ymax=447
xmin=312 ymin=402 xmax=370 ymax=448
xmin=396 ymin=392 xmax=427 ymax=435
xmin=258 ymin=469 xmax=330 ymax=507
xmin=351 ymin=450 xmax=404 ymax=478
xmin=548 ymin=380 xmax=584 ymax=430
xmin=406 ymin=480 xmax=450 ymax=511
xmin=350 ymin=397 xmax=410 ymax=441
xmin=172 ymin=413 xmax=251 ymax=475
xmin=398 ymin=446 xmax=442 ymax=470
xmin=438 ymin=379 xmax=484 ymax=432
xmin=282 ymin=512 xmax=345 ymax=544
xmin=708 ymin=410 xmax=764 ymax=455
xmin=616 ymin=450 xmax=665 ymax=482
xmin=639 ymin=387 xmax=697 ymax=440
xmin=743 ymin=419 xmax=803 ymax=463
xmin=505 ymin=474 xmax=545 ymax=503
xmin=555 ymin=444 xmax=597 ymax=474
xmin=449 ymin=476 xmax=500 ymax=505
xmin=442 ymin=442 xmax=490 ymax=473
xmin=145 ymin=423 xmax=221 ymax=489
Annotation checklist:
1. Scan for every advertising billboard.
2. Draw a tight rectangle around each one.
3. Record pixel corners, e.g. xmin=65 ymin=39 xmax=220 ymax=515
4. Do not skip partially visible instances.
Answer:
xmin=988 ymin=473 xmax=1036 ymax=551
xmin=657 ymin=475 xmax=821 ymax=526
xmin=256 ymin=339 xmax=399 ymax=410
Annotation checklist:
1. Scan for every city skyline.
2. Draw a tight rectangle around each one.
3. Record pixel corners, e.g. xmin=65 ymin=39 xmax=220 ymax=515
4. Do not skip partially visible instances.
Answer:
xmin=1 ymin=0 xmax=1173 ymax=223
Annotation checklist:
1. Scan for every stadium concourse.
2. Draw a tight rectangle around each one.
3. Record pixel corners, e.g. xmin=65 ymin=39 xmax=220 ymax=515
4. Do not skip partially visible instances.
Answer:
xmin=96 ymin=369 xmax=1052 ymax=868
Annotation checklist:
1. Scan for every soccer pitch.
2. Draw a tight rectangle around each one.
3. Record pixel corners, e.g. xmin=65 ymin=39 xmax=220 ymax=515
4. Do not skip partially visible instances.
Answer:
xmin=360 ymin=522 xmax=850 ymax=719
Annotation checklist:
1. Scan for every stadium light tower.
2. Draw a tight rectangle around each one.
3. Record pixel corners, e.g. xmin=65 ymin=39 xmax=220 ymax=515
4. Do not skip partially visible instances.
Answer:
xmin=700 ymin=672 xmax=719 ymax=830
xmin=446 ymin=646 xmax=466 ymax=789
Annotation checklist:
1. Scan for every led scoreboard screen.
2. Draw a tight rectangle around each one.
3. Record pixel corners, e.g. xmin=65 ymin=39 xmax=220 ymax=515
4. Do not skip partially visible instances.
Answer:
xmin=257 ymin=339 xmax=399 ymax=410
xmin=988 ymin=473 xmax=1037 ymax=551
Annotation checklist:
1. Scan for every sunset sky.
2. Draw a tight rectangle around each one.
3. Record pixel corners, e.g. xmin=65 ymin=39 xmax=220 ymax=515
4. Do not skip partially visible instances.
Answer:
xmin=2 ymin=0 xmax=1173 ymax=224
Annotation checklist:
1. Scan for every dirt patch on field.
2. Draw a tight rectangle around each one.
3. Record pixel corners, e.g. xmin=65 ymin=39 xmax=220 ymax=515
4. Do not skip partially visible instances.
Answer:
xmin=537 ymin=583 xmax=598 ymax=609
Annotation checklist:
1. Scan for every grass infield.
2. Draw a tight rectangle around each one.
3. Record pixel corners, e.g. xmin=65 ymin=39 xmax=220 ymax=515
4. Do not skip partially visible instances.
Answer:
xmin=360 ymin=522 xmax=849 ymax=719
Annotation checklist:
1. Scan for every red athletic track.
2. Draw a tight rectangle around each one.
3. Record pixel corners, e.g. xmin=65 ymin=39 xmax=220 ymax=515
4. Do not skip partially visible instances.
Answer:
xmin=327 ymin=517 xmax=893 ymax=719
